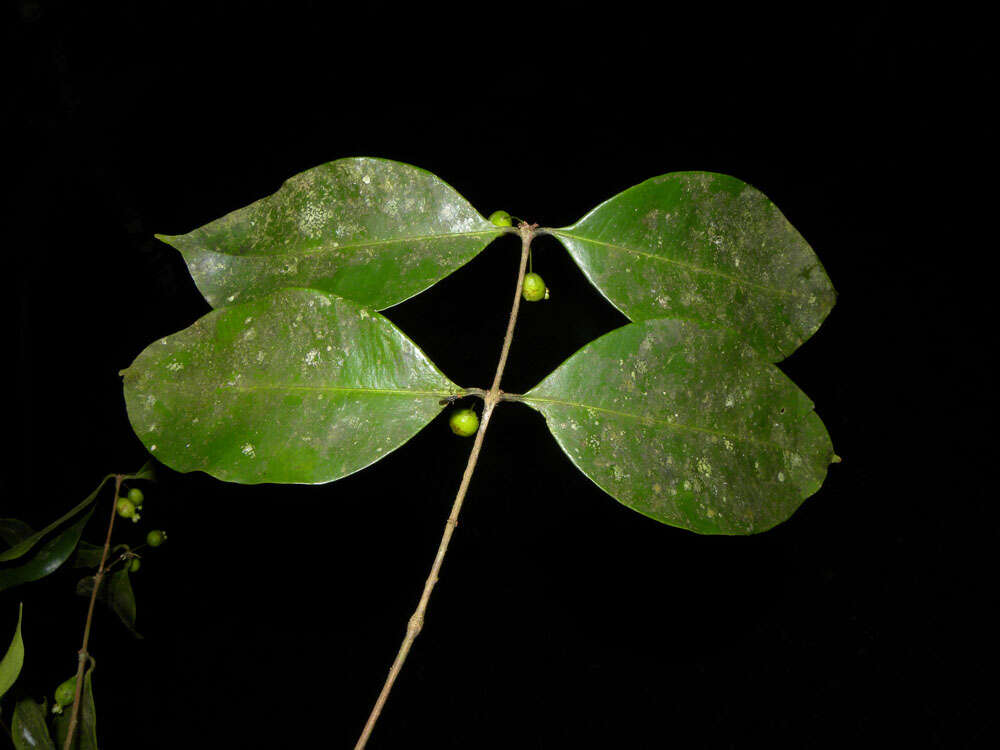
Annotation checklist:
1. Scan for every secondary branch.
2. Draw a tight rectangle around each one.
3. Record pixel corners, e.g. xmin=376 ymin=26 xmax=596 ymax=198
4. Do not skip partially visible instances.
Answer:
xmin=63 ymin=474 xmax=122 ymax=750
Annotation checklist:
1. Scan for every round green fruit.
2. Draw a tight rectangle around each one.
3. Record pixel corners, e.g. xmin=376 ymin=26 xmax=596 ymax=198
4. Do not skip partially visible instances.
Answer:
xmin=522 ymin=272 xmax=547 ymax=302
xmin=146 ymin=530 xmax=167 ymax=547
xmin=116 ymin=497 xmax=136 ymax=519
xmin=54 ymin=676 xmax=77 ymax=708
xmin=127 ymin=487 xmax=144 ymax=505
xmin=449 ymin=408 xmax=479 ymax=437
xmin=129 ymin=558 xmax=141 ymax=572
xmin=488 ymin=210 xmax=512 ymax=227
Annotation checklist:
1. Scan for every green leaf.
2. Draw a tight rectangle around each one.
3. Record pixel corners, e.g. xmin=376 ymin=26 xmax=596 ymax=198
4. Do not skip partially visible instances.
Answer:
xmin=0 ymin=604 xmax=24 ymax=700
xmin=53 ymin=662 xmax=97 ymax=750
xmin=0 ymin=511 xmax=95 ymax=593
xmin=76 ymin=570 xmax=139 ymax=638
xmin=125 ymin=460 xmax=156 ymax=482
xmin=68 ymin=542 xmax=104 ymax=569
xmin=0 ymin=520 xmax=33 ymax=548
xmin=156 ymin=157 xmax=504 ymax=311
xmin=122 ymin=287 xmax=460 ymax=484
xmin=550 ymin=172 xmax=836 ymax=362
xmin=12 ymin=698 xmax=56 ymax=750
xmin=0 ymin=476 xmax=113 ymax=563
xmin=522 ymin=319 xmax=836 ymax=534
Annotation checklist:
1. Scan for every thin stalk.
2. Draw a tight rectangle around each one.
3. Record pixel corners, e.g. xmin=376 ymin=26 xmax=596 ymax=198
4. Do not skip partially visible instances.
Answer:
xmin=63 ymin=475 xmax=122 ymax=750
xmin=354 ymin=224 xmax=537 ymax=749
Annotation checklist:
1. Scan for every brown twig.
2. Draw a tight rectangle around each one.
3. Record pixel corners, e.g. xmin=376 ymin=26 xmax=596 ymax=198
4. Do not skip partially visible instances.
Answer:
xmin=62 ymin=475 xmax=122 ymax=750
xmin=354 ymin=223 xmax=537 ymax=749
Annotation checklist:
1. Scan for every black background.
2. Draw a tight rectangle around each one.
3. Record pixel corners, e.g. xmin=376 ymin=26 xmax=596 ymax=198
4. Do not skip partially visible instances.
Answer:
xmin=4 ymin=3 xmax=992 ymax=748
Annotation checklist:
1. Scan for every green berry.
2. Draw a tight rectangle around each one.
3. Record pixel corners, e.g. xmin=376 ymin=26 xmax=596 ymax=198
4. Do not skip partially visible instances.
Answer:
xmin=522 ymin=272 xmax=547 ymax=302
xmin=146 ymin=529 xmax=167 ymax=547
xmin=488 ymin=210 xmax=512 ymax=227
xmin=116 ymin=497 xmax=136 ymax=519
xmin=129 ymin=558 xmax=141 ymax=572
xmin=54 ymin=676 xmax=77 ymax=709
xmin=449 ymin=408 xmax=479 ymax=437
xmin=127 ymin=487 xmax=144 ymax=506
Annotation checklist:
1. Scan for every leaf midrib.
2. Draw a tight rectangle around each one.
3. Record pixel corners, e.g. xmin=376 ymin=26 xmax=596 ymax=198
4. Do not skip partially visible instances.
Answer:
xmin=524 ymin=395 xmax=793 ymax=450
xmin=144 ymin=381 xmax=457 ymax=398
xmin=553 ymin=230 xmax=804 ymax=299
xmin=176 ymin=228 xmax=501 ymax=258
xmin=224 ymin=383 xmax=454 ymax=397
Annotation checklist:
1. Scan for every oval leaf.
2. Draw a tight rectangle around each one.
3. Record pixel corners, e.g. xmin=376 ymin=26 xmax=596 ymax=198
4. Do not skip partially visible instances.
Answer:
xmin=523 ymin=319 xmax=836 ymax=534
xmin=157 ymin=157 xmax=504 ymax=310
xmin=0 ymin=604 xmax=24 ymax=700
xmin=550 ymin=172 xmax=836 ymax=361
xmin=13 ymin=698 xmax=56 ymax=750
xmin=122 ymin=288 xmax=461 ymax=484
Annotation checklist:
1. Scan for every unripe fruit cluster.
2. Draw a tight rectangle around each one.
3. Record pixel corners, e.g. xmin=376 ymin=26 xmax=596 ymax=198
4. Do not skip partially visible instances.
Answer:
xmin=116 ymin=486 xmax=146 ymax=523
xmin=116 ymin=497 xmax=140 ymax=522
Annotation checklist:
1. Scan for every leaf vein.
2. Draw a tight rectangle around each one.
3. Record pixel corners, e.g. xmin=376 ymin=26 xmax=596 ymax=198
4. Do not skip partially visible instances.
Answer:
xmin=553 ymin=230 xmax=803 ymax=298
xmin=220 ymin=384 xmax=455 ymax=398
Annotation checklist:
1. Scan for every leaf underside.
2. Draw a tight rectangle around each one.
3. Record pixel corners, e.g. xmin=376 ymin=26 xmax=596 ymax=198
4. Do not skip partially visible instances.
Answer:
xmin=157 ymin=157 xmax=503 ymax=311
xmin=523 ymin=318 xmax=835 ymax=535
xmin=122 ymin=288 xmax=460 ymax=485
xmin=551 ymin=171 xmax=836 ymax=362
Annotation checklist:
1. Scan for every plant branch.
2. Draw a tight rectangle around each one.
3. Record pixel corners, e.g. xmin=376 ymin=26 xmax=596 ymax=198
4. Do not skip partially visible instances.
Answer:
xmin=62 ymin=475 xmax=122 ymax=750
xmin=354 ymin=224 xmax=537 ymax=750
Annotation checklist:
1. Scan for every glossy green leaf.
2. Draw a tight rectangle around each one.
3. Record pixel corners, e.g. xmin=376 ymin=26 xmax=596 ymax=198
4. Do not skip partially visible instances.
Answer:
xmin=76 ymin=570 xmax=139 ymax=638
xmin=12 ymin=698 xmax=56 ymax=750
xmin=0 ymin=604 xmax=24 ymax=700
xmin=550 ymin=172 xmax=836 ymax=361
xmin=0 ymin=511 xmax=95 ymax=593
xmin=0 ymin=476 xmax=112 ymax=563
xmin=122 ymin=287 xmax=460 ymax=484
xmin=523 ymin=319 xmax=836 ymax=534
xmin=53 ymin=663 xmax=97 ymax=750
xmin=156 ymin=157 xmax=504 ymax=311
